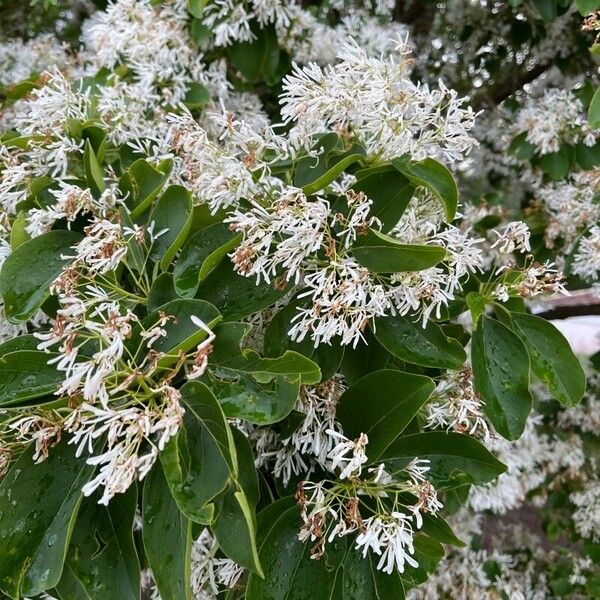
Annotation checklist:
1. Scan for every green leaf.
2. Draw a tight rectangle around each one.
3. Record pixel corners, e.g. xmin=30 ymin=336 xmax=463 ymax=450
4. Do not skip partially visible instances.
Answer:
xmin=0 ymin=439 xmax=94 ymax=599
xmin=121 ymin=159 xmax=172 ymax=219
xmin=341 ymin=549 xmax=405 ymax=599
xmin=352 ymin=166 xmax=415 ymax=232
xmin=508 ymin=132 xmax=535 ymax=160
xmin=263 ymin=298 xmax=344 ymax=380
xmin=174 ymin=224 xmax=241 ymax=298
xmin=538 ymin=145 xmax=574 ymax=180
xmin=380 ymin=431 xmax=507 ymax=489
xmin=533 ymin=0 xmax=558 ymax=21
xmin=510 ymin=313 xmax=586 ymax=407
xmin=0 ymin=350 xmax=64 ymax=407
xmin=147 ymin=272 xmax=178 ymax=312
xmin=296 ymin=147 xmax=365 ymax=195
xmin=140 ymin=299 xmax=221 ymax=368
xmin=160 ymin=381 xmax=236 ymax=523
xmin=65 ymin=486 xmax=140 ymax=600
xmin=293 ymin=133 xmax=366 ymax=195
xmin=353 ymin=229 xmax=446 ymax=273
xmin=373 ymin=315 xmax=466 ymax=369
xmin=196 ymin=260 xmax=289 ymax=320
xmin=10 ymin=210 xmax=29 ymax=250
xmin=246 ymin=502 xmax=346 ymax=599
xmin=392 ymin=157 xmax=458 ymax=220
xmin=575 ymin=140 xmax=600 ymax=169
xmin=589 ymin=87 xmax=600 ymax=128
xmin=211 ymin=372 xmax=300 ymax=424
xmin=143 ymin=463 xmax=192 ymax=600
xmin=0 ymin=229 xmax=83 ymax=322
xmin=183 ymin=82 xmax=211 ymax=109
xmin=84 ymin=140 xmax=106 ymax=197
xmin=149 ymin=185 xmax=193 ymax=270
xmin=227 ymin=23 xmax=280 ymax=83
xmin=576 ymin=0 xmax=599 ymax=14
xmin=0 ymin=334 xmax=39 ymax=354
xmin=212 ymin=428 xmax=262 ymax=575
xmin=213 ymin=347 xmax=321 ymax=385
xmin=466 ymin=291 xmax=486 ymax=329
xmin=336 ymin=370 xmax=435 ymax=462
xmin=421 ymin=513 xmax=465 ymax=548
xmin=472 ymin=316 xmax=533 ymax=440
xmin=187 ymin=0 xmax=208 ymax=17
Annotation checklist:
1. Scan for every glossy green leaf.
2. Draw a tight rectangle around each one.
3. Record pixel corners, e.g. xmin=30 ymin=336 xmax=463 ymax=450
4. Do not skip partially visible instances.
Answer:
xmin=0 ymin=350 xmax=63 ymax=406
xmin=294 ymin=133 xmax=366 ymax=195
xmin=336 ymin=370 xmax=435 ymax=462
xmin=246 ymin=501 xmax=346 ymax=600
xmin=142 ymin=463 xmax=192 ymax=600
xmin=472 ymin=316 xmax=533 ymax=440
xmin=121 ymin=158 xmax=172 ymax=219
xmin=381 ymin=431 xmax=506 ymax=489
xmin=140 ymin=299 xmax=221 ymax=368
xmin=0 ymin=229 xmax=82 ymax=322
xmin=160 ymin=381 xmax=236 ymax=522
xmin=183 ymin=82 xmax=211 ymax=108
xmin=212 ymin=429 xmax=262 ymax=575
xmin=341 ymin=549 xmax=405 ymax=599
xmin=533 ymin=0 xmax=557 ymax=21
xmin=353 ymin=229 xmax=446 ymax=273
xmin=0 ymin=334 xmax=39 ymax=354
xmin=576 ymin=0 xmax=600 ymax=14
xmin=211 ymin=372 xmax=300 ymax=424
xmin=65 ymin=486 xmax=139 ymax=600
xmin=174 ymin=224 xmax=241 ymax=298
xmin=196 ymin=260 xmax=289 ymax=320
xmin=589 ymin=87 xmax=600 ymax=128
xmin=0 ymin=439 xmax=94 ymax=599
xmin=83 ymin=140 xmax=106 ymax=197
xmin=213 ymin=347 xmax=321 ymax=385
xmin=227 ymin=23 xmax=280 ymax=83
xmin=466 ymin=291 xmax=487 ymax=329
xmin=510 ymin=313 xmax=586 ymax=407
xmin=187 ymin=0 xmax=208 ymax=17
xmin=392 ymin=157 xmax=458 ymax=220
xmin=373 ymin=315 xmax=466 ymax=369
xmin=10 ymin=210 xmax=29 ymax=250
xmin=352 ymin=166 xmax=415 ymax=232
xmin=537 ymin=145 xmax=573 ymax=180
xmin=149 ymin=185 xmax=193 ymax=270
xmin=147 ymin=272 xmax=178 ymax=311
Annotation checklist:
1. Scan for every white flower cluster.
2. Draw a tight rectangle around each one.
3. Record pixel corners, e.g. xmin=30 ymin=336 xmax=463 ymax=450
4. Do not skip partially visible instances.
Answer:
xmin=0 ymin=34 xmax=71 ymax=87
xmin=297 ymin=457 xmax=442 ymax=574
xmin=280 ymin=41 xmax=478 ymax=164
xmin=515 ymin=88 xmax=600 ymax=155
xmin=534 ymin=169 xmax=600 ymax=253
xmin=427 ymin=367 xmax=490 ymax=439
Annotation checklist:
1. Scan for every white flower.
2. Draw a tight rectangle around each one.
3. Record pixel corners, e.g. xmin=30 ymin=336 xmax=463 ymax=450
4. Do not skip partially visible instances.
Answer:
xmin=326 ymin=430 xmax=369 ymax=479
xmin=491 ymin=221 xmax=531 ymax=255
xmin=355 ymin=514 xmax=419 ymax=574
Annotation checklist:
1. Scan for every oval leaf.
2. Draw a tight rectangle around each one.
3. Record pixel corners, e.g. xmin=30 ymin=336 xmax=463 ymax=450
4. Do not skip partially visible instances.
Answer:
xmin=353 ymin=229 xmax=446 ymax=273
xmin=392 ymin=157 xmax=458 ymax=220
xmin=380 ymin=431 xmax=507 ymax=489
xmin=0 ymin=439 xmax=94 ymax=598
xmin=374 ymin=315 xmax=466 ymax=369
xmin=472 ymin=315 xmax=533 ymax=440
xmin=174 ymin=224 xmax=241 ymax=298
xmin=149 ymin=185 xmax=193 ymax=270
xmin=142 ymin=464 xmax=192 ymax=600
xmin=336 ymin=369 xmax=435 ymax=462
xmin=510 ymin=313 xmax=586 ymax=407
xmin=0 ymin=229 xmax=83 ymax=322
